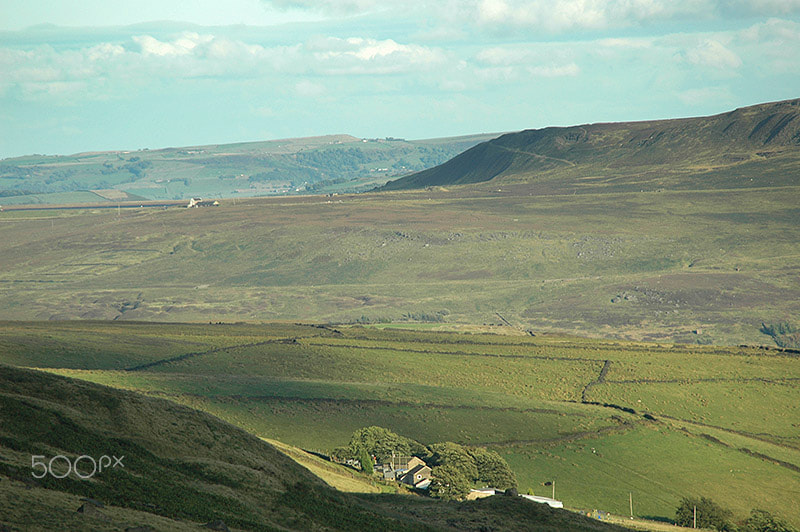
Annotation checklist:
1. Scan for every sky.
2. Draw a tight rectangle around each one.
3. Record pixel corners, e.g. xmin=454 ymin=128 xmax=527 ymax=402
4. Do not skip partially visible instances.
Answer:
xmin=1 ymin=0 xmax=799 ymax=158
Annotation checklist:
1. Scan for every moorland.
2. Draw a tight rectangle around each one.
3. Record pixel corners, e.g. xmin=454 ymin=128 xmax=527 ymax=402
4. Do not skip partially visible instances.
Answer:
xmin=1 ymin=100 xmax=798 ymax=345
xmin=0 ymin=99 xmax=798 ymax=531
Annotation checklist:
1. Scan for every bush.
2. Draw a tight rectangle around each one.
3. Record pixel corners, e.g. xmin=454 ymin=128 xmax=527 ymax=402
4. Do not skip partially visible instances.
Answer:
xmin=675 ymin=497 xmax=734 ymax=531
xmin=742 ymin=509 xmax=797 ymax=532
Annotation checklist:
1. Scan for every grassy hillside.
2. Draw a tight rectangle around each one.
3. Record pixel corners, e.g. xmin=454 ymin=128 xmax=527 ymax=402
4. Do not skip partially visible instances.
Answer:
xmin=382 ymin=98 xmax=800 ymax=193
xmin=2 ymin=321 xmax=797 ymax=527
xmin=0 ymin=361 xmax=630 ymax=531
xmin=0 ymin=133 xmax=498 ymax=204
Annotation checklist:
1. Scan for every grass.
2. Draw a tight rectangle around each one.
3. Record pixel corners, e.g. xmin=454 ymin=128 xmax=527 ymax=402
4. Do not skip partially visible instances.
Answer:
xmin=264 ymin=437 xmax=389 ymax=494
xmin=1 ymin=321 xmax=797 ymax=527
xmin=2 ymin=363 xmax=631 ymax=531
xmin=0 ymin=178 xmax=797 ymax=345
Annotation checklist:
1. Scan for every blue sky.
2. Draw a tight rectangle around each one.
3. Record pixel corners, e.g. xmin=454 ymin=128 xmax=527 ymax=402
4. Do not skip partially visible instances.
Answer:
xmin=1 ymin=0 xmax=799 ymax=158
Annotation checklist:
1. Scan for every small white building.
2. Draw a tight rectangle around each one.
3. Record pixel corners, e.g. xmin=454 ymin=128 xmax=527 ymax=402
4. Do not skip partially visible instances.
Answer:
xmin=520 ymin=494 xmax=564 ymax=508
xmin=466 ymin=488 xmax=499 ymax=500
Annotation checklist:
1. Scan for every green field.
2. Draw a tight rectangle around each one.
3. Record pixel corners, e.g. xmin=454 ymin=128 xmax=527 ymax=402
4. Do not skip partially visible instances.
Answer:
xmin=2 ymin=361 xmax=631 ymax=531
xmin=2 ymin=321 xmax=797 ymax=527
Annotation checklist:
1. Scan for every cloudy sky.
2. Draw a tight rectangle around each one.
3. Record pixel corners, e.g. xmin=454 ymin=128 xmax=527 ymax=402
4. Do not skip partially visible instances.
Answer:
xmin=1 ymin=0 xmax=799 ymax=158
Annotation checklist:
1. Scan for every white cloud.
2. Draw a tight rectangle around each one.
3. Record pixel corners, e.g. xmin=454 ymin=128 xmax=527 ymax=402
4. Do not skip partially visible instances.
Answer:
xmin=739 ymin=17 xmax=800 ymax=41
xmin=529 ymin=63 xmax=580 ymax=77
xmin=473 ymin=0 xmax=713 ymax=33
xmin=596 ymin=37 xmax=654 ymax=49
xmin=262 ymin=0 xmax=800 ymax=29
xmin=685 ymin=39 xmax=742 ymax=69
xmin=678 ymin=86 xmax=733 ymax=105
xmin=736 ymin=18 xmax=800 ymax=73
xmin=722 ymin=0 xmax=800 ymax=16
xmin=295 ymin=79 xmax=326 ymax=97
xmin=267 ymin=0 xmax=381 ymax=15
xmin=133 ymin=33 xmax=211 ymax=56
xmin=308 ymin=37 xmax=446 ymax=74
xmin=474 ymin=46 xmax=579 ymax=77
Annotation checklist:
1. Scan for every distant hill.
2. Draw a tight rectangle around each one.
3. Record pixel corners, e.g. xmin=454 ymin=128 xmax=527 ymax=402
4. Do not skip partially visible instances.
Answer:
xmin=0 ymin=363 xmax=626 ymax=531
xmin=382 ymin=99 xmax=800 ymax=192
xmin=0 ymin=133 xmax=499 ymax=205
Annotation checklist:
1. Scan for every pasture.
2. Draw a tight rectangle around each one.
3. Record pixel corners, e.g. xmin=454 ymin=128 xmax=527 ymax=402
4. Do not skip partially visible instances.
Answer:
xmin=2 ymin=321 xmax=797 ymax=526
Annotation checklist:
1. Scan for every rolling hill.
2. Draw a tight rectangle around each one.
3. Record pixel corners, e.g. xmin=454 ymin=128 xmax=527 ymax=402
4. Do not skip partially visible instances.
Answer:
xmin=1 ymin=321 xmax=798 ymax=529
xmin=0 ymin=361 xmax=629 ymax=531
xmin=382 ymin=98 xmax=800 ymax=192
xmin=0 ymin=133 xmax=499 ymax=205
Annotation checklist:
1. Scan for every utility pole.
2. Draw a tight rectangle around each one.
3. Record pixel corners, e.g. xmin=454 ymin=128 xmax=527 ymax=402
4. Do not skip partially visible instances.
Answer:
xmin=694 ymin=505 xmax=697 ymax=528
xmin=629 ymin=492 xmax=633 ymax=519
xmin=552 ymin=480 xmax=555 ymax=500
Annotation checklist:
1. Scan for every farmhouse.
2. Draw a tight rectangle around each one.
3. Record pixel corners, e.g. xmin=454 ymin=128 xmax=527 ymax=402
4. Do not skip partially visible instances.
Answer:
xmin=187 ymin=198 xmax=220 ymax=208
xmin=378 ymin=455 xmax=431 ymax=488
xmin=399 ymin=463 xmax=432 ymax=488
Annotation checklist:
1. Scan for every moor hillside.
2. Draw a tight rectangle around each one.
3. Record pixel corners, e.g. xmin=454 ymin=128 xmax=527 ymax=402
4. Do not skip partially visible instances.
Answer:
xmin=382 ymin=98 xmax=800 ymax=193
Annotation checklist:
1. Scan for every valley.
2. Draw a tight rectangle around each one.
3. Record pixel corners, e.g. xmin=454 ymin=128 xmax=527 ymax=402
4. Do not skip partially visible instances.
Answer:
xmin=1 ymin=321 xmax=797 ymax=527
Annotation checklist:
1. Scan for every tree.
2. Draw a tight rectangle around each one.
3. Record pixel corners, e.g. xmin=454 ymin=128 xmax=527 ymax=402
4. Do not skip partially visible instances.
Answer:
xmin=430 ymin=464 xmax=470 ymax=501
xmin=742 ymin=509 xmax=798 ymax=532
xmin=469 ymin=447 xmax=517 ymax=490
xmin=428 ymin=442 xmax=478 ymax=481
xmin=359 ymin=449 xmax=373 ymax=475
xmin=344 ymin=426 xmax=427 ymax=463
xmin=429 ymin=442 xmax=517 ymax=491
xmin=675 ymin=497 xmax=734 ymax=531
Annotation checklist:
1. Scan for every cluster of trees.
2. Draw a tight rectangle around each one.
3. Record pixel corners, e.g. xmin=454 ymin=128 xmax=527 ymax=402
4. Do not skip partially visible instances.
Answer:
xmin=428 ymin=441 xmax=517 ymax=500
xmin=676 ymin=497 xmax=796 ymax=532
xmin=121 ymin=156 xmax=152 ymax=178
xmin=333 ymin=426 xmax=517 ymax=501
xmin=332 ymin=426 xmax=428 ymax=465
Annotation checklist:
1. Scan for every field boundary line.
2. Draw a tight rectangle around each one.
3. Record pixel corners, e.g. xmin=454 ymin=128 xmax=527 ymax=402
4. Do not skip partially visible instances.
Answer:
xmin=124 ymin=336 xmax=313 ymax=372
